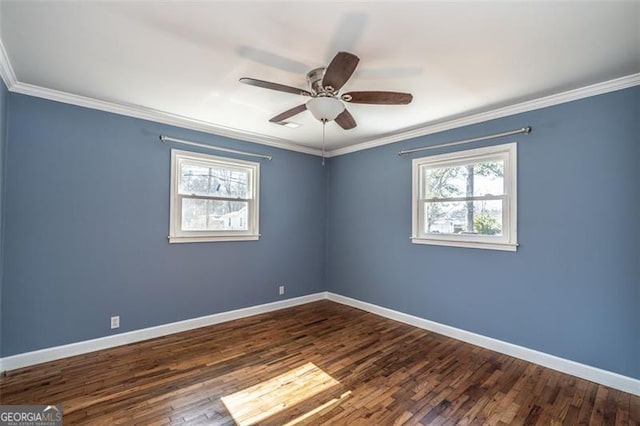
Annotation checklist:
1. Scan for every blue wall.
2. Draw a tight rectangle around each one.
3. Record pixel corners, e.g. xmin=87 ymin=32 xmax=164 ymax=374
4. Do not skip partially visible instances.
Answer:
xmin=327 ymin=87 xmax=640 ymax=379
xmin=1 ymin=93 xmax=326 ymax=356
xmin=0 ymin=79 xmax=8 ymax=356
xmin=1 ymin=86 xmax=638 ymax=381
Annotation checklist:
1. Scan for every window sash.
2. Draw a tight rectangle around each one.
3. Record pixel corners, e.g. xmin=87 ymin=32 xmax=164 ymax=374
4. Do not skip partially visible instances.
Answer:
xmin=177 ymin=198 xmax=255 ymax=235
xmin=419 ymin=154 xmax=507 ymax=200
xmin=178 ymin=159 xmax=252 ymax=199
xmin=417 ymin=197 xmax=510 ymax=240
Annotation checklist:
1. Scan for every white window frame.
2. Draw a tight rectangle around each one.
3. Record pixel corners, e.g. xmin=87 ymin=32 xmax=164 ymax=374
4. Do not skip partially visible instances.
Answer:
xmin=169 ymin=149 xmax=260 ymax=243
xmin=411 ymin=143 xmax=517 ymax=251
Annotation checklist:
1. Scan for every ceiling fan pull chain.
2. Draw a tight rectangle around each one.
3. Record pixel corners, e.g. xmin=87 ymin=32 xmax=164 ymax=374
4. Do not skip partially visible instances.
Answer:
xmin=322 ymin=121 xmax=326 ymax=166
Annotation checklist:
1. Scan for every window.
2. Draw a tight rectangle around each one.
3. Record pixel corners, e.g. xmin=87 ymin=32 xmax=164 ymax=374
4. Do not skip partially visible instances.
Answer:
xmin=412 ymin=143 xmax=517 ymax=251
xmin=170 ymin=149 xmax=259 ymax=243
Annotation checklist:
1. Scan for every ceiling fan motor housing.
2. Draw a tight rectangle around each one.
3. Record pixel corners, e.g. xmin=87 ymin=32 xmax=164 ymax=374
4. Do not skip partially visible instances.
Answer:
xmin=307 ymin=67 xmax=329 ymax=95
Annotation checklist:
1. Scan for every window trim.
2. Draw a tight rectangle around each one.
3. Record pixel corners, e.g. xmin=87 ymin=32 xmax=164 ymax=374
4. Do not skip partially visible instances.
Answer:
xmin=411 ymin=143 xmax=517 ymax=251
xmin=169 ymin=149 xmax=260 ymax=243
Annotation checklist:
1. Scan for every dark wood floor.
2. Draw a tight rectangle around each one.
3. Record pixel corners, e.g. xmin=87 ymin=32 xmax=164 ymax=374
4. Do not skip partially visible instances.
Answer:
xmin=1 ymin=300 xmax=638 ymax=425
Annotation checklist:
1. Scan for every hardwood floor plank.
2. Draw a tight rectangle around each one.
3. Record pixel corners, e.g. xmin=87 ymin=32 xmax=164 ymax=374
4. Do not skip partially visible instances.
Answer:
xmin=1 ymin=300 xmax=638 ymax=425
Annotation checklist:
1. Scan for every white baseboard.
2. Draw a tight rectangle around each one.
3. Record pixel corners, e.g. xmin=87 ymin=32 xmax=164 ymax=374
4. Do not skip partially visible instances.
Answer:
xmin=326 ymin=292 xmax=640 ymax=396
xmin=0 ymin=292 xmax=326 ymax=372
xmin=2 ymin=290 xmax=638 ymax=397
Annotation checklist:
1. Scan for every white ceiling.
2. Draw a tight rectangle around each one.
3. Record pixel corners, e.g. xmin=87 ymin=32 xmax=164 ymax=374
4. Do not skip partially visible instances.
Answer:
xmin=1 ymin=1 xmax=638 ymax=153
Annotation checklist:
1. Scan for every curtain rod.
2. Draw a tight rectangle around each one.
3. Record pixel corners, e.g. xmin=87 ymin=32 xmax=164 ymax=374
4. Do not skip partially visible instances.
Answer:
xmin=159 ymin=135 xmax=273 ymax=161
xmin=397 ymin=126 xmax=532 ymax=156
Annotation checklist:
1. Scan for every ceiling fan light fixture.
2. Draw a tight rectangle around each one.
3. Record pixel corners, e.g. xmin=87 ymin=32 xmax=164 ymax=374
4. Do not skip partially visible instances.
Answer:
xmin=306 ymin=97 xmax=345 ymax=122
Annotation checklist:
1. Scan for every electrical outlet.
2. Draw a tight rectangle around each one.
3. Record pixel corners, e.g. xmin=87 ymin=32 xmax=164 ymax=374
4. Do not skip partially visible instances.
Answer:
xmin=110 ymin=316 xmax=120 ymax=329
xmin=279 ymin=285 xmax=285 ymax=295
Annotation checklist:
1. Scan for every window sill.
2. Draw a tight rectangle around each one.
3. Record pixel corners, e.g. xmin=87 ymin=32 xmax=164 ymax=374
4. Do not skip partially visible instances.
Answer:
xmin=410 ymin=237 xmax=518 ymax=252
xmin=169 ymin=234 xmax=260 ymax=244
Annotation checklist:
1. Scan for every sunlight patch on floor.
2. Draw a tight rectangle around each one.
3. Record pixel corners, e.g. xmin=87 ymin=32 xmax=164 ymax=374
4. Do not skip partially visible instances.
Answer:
xmin=221 ymin=362 xmax=340 ymax=426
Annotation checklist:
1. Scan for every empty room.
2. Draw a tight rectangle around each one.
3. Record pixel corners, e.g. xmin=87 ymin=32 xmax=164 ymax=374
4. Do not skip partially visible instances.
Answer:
xmin=0 ymin=1 xmax=638 ymax=425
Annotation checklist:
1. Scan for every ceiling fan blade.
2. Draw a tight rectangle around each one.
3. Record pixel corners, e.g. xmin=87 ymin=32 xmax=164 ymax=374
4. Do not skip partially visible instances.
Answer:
xmin=240 ymin=77 xmax=312 ymax=96
xmin=342 ymin=91 xmax=413 ymax=105
xmin=335 ymin=109 xmax=357 ymax=130
xmin=322 ymin=52 xmax=360 ymax=92
xmin=269 ymin=104 xmax=307 ymax=123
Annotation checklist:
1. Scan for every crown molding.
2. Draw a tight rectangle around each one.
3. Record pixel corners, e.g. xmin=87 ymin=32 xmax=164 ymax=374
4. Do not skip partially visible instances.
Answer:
xmin=0 ymin=38 xmax=17 ymax=88
xmin=327 ymin=73 xmax=640 ymax=157
xmin=8 ymin=82 xmax=323 ymax=156
xmin=0 ymin=33 xmax=637 ymax=159
xmin=0 ymin=35 xmax=321 ymax=155
xmin=9 ymin=82 xmax=322 ymax=156
xmin=0 ymin=37 xmax=321 ymax=156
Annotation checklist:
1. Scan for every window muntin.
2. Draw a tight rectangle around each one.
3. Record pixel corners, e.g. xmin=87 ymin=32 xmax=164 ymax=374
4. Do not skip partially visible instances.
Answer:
xmin=412 ymin=143 xmax=517 ymax=251
xmin=170 ymin=150 xmax=259 ymax=243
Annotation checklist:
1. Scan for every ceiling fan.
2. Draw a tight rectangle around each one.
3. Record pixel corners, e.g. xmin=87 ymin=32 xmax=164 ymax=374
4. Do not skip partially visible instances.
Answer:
xmin=239 ymin=52 xmax=413 ymax=130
